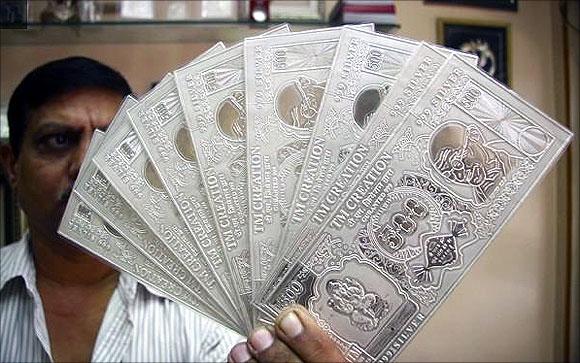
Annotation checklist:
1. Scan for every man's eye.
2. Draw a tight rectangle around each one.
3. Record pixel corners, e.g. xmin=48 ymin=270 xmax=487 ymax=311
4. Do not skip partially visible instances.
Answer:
xmin=38 ymin=133 xmax=76 ymax=151
xmin=51 ymin=134 xmax=67 ymax=145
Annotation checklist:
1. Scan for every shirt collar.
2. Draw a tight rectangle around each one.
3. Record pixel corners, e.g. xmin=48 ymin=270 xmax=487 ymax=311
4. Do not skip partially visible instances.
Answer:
xmin=117 ymin=271 xmax=170 ymax=305
xmin=1 ymin=233 xmax=168 ymax=303
xmin=0 ymin=233 xmax=36 ymax=292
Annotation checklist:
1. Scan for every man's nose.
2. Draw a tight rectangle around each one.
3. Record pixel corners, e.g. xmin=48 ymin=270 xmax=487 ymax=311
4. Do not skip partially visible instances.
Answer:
xmin=69 ymin=136 xmax=91 ymax=181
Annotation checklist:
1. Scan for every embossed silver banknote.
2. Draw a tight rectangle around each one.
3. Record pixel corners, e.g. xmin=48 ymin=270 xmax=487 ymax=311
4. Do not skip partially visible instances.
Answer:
xmin=244 ymin=24 xmax=373 ymax=291
xmin=58 ymin=127 xmax=239 ymax=331
xmin=255 ymin=54 xmax=572 ymax=362
xmin=59 ymin=43 xmax=247 ymax=333
xmin=55 ymin=24 xmax=571 ymax=362
xmin=258 ymin=42 xmax=463 ymax=298
xmin=91 ymin=93 xmax=244 ymax=328
xmin=244 ymin=24 xmax=374 ymax=291
xmin=125 ymin=43 xmax=258 ymax=330
xmin=174 ymin=25 xmax=290 ymax=317
xmin=274 ymin=27 xmax=479 ymax=276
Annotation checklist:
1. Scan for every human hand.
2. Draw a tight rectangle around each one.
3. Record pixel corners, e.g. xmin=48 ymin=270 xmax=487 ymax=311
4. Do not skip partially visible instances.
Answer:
xmin=228 ymin=305 xmax=345 ymax=363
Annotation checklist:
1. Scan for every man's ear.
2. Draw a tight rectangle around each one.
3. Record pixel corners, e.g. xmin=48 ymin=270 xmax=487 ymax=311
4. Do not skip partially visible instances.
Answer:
xmin=0 ymin=143 xmax=18 ymax=189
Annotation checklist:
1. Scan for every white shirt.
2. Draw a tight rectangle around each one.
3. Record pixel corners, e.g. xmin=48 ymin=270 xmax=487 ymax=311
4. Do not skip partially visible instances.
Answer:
xmin=0 ymin=235 xmax=243 ymax=362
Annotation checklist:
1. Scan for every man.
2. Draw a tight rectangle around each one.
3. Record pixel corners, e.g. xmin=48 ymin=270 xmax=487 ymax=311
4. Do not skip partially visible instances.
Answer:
xmin=0 ymin=57 xmax=344 ymax=362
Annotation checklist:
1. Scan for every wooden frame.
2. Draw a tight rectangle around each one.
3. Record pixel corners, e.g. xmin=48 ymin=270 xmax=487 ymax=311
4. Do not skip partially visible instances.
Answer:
xmin=0 ymin=0 xmax=28 ymax=28
xmin=437 ymin=18 xmax=511 ymax=86
xmin=425 ymin=0 xmax=517 ymax=11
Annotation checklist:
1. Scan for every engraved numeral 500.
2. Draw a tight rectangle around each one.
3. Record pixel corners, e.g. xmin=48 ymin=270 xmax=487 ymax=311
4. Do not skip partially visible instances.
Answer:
xmin=378 ymin=198 xmax=428 ymax=251
xmin=273 ymin=49 xmax=287 ymax=70
xmin=365 ymin=49 xmax=382 ymax=71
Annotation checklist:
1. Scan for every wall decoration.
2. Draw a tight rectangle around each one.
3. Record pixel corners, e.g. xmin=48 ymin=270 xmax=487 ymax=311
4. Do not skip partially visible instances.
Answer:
xmin=425 ymin=0 xmax=517 ymax=12
xmin=40 ymin=0 xmax=80 ymax=23
xmin=0 ymin=0 xmax=27 ymax=28
xmin=269 ymin=0 xmax=325 ymax=21
xmin=437 ymin=18 xmax=511 ymax=85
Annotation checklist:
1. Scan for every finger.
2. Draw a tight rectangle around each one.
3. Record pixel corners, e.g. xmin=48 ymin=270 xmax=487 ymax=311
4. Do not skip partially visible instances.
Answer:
xmin=228 ymin=342 xmax=256 ymax=363
xmin=247 ymin=326 xmax=302 ymax=363
xmin=274 ymin=305 xmax=346 ymax=363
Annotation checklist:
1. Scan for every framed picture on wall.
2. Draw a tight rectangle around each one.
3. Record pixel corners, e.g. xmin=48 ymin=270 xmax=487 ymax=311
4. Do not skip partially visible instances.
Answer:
xmin=269 ymin=0 xmax=325 ymax=21
xmin=437 ymin=18 xmax=511 ymax=85
xmin=0 ymin=0 xmax=28 ymax=28
xmin=425 ymin=0 xmax=517 ymax=11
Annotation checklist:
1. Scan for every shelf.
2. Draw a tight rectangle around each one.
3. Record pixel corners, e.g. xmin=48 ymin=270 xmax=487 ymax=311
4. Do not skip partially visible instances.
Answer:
xmin=0 ymin=21 xmax=400 ymax=45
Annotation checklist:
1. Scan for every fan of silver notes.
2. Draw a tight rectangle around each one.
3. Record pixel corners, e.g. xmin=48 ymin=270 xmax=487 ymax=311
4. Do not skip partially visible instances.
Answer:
xmin=58 ymin=24 xmax=572 ymax=361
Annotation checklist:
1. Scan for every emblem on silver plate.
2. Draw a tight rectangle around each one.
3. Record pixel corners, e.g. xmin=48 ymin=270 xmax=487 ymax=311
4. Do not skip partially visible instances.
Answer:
xmin=326 ymin=276 xmax=389 ymax=332
xmin=216 ymin=91 xmax=246 ymax=140
xmin=275 ymin=76 xmax=325 ymax=129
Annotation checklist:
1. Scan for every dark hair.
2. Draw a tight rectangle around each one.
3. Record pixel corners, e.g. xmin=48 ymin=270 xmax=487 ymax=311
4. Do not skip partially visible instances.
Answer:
xmin=7 ymin=56 xmax=132 ymax=156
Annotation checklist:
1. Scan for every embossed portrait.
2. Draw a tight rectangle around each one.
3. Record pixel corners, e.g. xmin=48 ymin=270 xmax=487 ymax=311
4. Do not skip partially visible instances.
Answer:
xmin=311 ymin=259 xmax=411 ymax=345
xmin=175 ymin=126 xmax=196 ymax=162
xmin=353 ymin=84 xmax=389 ymax=130
xmin=216 ymin=91 xmax=246 ymax=140
xmin=429 ymin=122 xmax=515 ymax=204
xmin=326 ymin=276 xmax=388 ymax=332
xmin=144 ymin=159 xmax=165 ymax=192
xmin=275 ymin=76 xmax=326 ymax=129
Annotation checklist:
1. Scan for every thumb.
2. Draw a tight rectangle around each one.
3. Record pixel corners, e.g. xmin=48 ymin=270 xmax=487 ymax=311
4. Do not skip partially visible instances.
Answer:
xmin=274 ymin=304 xmax=345 ymax=362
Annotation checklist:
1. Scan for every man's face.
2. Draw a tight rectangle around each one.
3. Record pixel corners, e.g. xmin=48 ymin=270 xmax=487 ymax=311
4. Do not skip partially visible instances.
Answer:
xmin=3 ymin=88 xmax=123 ymax=242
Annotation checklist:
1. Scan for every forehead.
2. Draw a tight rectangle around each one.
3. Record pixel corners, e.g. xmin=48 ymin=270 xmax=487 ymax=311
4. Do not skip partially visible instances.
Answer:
xmin=28 ymin=88 xmax=124 ymax=132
